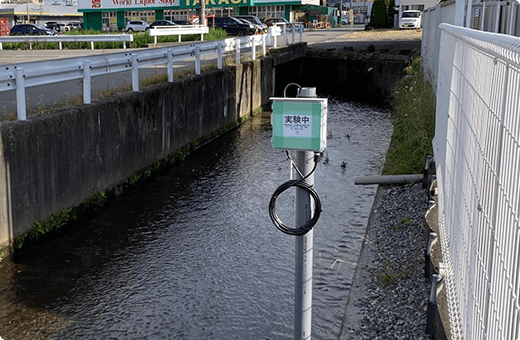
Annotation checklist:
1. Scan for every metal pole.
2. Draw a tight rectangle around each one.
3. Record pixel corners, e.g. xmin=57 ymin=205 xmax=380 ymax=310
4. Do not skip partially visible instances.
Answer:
xmin=15 ymin=68 xmax=26 ymax=120
xmin=294 ymin=87 xmax=317 ymax=340
xmin=83 ymin=60 xmax=91 ymax=104
xmin=294 ymin=150 xmax=314 ymax=340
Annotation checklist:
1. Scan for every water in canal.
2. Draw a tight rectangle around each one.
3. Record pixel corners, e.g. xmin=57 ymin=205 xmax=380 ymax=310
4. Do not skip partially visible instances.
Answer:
xmin=0 ymin=97 xmax=392 ymax=340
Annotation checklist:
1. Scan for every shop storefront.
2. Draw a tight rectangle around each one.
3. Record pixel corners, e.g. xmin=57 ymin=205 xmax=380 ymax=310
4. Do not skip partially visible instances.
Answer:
xmin=77 ymin=0 xmax=320 ymax=31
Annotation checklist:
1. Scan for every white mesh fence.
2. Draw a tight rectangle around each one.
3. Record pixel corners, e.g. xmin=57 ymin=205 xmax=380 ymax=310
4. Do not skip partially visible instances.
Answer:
xmin=433 ymin=23 xmax=520 ymax=340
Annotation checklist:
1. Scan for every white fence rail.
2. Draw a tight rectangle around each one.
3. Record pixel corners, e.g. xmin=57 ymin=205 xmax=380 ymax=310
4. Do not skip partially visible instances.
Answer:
xmin=0 ymin=32 xmax=300 ymax=120
xmin=148 ymin=25 xmax=209 ymax=43
xmin=0 ymin=34 xmax=133 ymax=51
xmin=433 ymin=23 xmax=520 ymax=340
xmin=269 ymin=22 xmax=304 ymax=48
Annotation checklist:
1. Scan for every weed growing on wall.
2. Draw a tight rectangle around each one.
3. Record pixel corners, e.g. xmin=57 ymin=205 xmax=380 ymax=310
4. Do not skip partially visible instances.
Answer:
xmin=383 ymin=58 xmax=435 ymax=175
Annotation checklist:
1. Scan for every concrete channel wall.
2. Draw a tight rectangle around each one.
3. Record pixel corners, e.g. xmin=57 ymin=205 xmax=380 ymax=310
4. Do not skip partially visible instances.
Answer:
xmin=0 ymin=44 xmax=305 ymax=249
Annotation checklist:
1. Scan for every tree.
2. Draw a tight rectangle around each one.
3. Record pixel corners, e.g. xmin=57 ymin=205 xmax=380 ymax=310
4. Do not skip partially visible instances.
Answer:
xmin=386 ymin=0 xmax=397 ymax=27
xmin=370 ymin=0 xmax=387 ymax=28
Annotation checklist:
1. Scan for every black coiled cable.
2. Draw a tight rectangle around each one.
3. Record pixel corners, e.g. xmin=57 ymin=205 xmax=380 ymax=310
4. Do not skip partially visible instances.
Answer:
xmin=269 ymin=153 xmax=322 ymax=236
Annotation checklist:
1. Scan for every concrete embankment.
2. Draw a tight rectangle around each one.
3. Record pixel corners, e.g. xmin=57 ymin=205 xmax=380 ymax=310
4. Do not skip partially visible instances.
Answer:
xmin=0 ymin=35 xmax=419 ymax=255
xmin=0 ymin=43 xmax=305 ymax=250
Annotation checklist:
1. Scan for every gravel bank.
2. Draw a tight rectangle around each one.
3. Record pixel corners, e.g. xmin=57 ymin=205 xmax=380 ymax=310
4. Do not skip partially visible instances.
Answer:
xmin=340 ymin=181 xmax=433 ymax=340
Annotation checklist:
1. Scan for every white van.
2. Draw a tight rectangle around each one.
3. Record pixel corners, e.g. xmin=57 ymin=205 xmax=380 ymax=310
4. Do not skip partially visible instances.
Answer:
xmin=399 ymin=10 xmax=422 ymax=29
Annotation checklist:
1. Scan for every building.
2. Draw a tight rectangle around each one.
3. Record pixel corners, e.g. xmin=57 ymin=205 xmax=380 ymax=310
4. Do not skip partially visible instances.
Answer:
xmin=0 ymin=1 xmax=82 ymax=30
xmin=77 ymin=0 xmax=325 ymax=31
xmin=397 ymin=0 xmax=438 ymax=19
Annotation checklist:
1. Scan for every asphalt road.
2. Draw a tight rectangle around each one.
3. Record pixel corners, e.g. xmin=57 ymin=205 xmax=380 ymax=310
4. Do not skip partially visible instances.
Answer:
xmin=0 ymin=26 xmax=421 ymax=119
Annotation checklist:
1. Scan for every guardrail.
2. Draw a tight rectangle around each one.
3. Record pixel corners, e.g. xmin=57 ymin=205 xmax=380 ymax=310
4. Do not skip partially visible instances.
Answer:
xmin=148 ymin=25 xmax=209 ymax=44
xmin=0 ymin=34 xmax=133 ymax=51
xmin=433 ymin=23 xmax=520 ymax=340
xmin=0 ymin=32 xmax=303 ymax=120
xmin=269 ymin=22 xmax=304 ymax=48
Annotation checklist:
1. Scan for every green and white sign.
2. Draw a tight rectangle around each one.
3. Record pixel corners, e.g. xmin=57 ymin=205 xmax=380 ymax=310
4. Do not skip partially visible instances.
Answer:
xmin=271 ymin=98 xmax=327 ymax=151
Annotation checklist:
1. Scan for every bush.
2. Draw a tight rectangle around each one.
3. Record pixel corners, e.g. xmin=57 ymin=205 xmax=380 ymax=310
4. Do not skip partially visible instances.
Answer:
xmin=383 ymin=58 xmax=436 ymax=175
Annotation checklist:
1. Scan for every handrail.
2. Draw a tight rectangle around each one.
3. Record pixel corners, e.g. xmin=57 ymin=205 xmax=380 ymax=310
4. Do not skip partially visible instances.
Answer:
xmin=148 ymin=25 xmax=209 ymax=43
xmin=0 ymin=32 xmax=301 ymax=120
xmin=0 ymin=34 xmax=134 ymax=50
xmin=269 ymin=22 xmax=304 ymax=47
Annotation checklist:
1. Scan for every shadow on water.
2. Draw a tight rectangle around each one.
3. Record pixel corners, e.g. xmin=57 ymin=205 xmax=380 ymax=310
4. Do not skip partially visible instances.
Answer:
xmin=0 ymin=97 xmax=392 ymax=340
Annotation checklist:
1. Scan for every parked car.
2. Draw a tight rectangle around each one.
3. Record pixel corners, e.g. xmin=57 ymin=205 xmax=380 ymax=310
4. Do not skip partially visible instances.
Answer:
xmin=10 ymin=24 xmax=58 ymax=36
xmin=125 ymin=20 xmax=149 ymax=32
xmin=149 ymin=20 xmax=176 ymax=28
xmin=264 ymin=17 xmax=289 ymax=27
xmin=399 ymin=10 xmax=422 ymax=29
xmin=45 ymin=21 xmax=61 ymax=32
xmin=264 ymin=17 xmax=301 ymax=33
xmin=207 ymin=16 xmax=255 ymax=36
xmin=65 ymin=21 xmax=83 ymax=31
xmin=233 ymin=15 xmax=267 ymax=33
xmin=173 ymin=20 xmax=191 ymax=25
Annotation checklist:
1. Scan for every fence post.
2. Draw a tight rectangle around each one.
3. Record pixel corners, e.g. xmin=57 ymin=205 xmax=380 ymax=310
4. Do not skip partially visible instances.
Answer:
xmin=15 ymin=68 xmax=26 ymax=120
xmin=83 ymin=60 xmax=91 ymax=104
xmin=299 ymin=24 xmax=303 ymax=42
xmin=251 ymin=36 xmax=256 ymax=60
xmin=167 ymin=49 xmax=174 ymax=82
xmin=90 ymin=41 xmax=94 ymax=50
xmin=291 ymin=26 xmax=295 ymax=44
xmin=132 ymin=54 xmax=139 ymax=91
xmin=262 ymin=34 xmax=266 ymax=57
xmin=195 ymin=45 xmax=201 ymax=75
xmin=282 ymin=24 xmax=287 ymax=46
xmin=235 ymin=38 xmax=241 ymax=65
xmin=217 ymin=43 xmax=223 ymax=69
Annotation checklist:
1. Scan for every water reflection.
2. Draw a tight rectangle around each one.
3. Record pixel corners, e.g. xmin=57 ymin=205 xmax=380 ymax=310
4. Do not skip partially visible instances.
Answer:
xmin=0 ymin=98 xmax=392 ymax=340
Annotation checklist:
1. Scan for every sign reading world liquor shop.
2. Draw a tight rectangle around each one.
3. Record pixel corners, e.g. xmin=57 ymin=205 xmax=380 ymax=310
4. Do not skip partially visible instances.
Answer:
xmin=79 ymin=0 xmax=247 ymax=9
xmin=79 ymin=0 xmax=180 ymax=9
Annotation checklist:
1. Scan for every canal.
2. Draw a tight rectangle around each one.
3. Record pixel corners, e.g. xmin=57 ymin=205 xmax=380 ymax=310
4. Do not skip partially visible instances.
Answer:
xmin=0 ymin=97 xmax=392 ymax=340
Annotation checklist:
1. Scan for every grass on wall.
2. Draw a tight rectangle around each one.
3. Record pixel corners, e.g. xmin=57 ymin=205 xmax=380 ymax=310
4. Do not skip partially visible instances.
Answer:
xmin=383 ymin=58 xmax=436 ymax=175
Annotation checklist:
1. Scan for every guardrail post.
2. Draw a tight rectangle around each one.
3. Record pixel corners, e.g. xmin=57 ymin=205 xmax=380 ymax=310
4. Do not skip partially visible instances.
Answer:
xmin=262 ymin=34 xmax=266 ymax=57
xmin=0 ymin=42 xmax=3 ymax=51
xmin=282 ymin=24 xmax=287 ymax=46
xmin=123 ymin=40 xmax=126 ymax=49
xmin=15 ymin=68 xmax=26 ymax=120
xmin=217 ymin=43 xmax=223 ymax=69
xmin=272 ymin=26 xmax=277 ymax=48
xmin=83 ymin=60 xmax=91 ymax=104
xmin=59 ymin=41 xmax=62 ymax=50
xmin=235 ymin=38 xmax=241 ymax=65
xmin=299 ymin=24 xmax=303 ymax=42
xmin=251 ymin=37 xmax=256 ymax=61
xmin=132 ymin=54 xmax=139 ymax=92
xmin=291 ymin=26 xmax=296 ymax=44
xmin=195 ymin=45 xmax=201 ymax=75
xmin=167 ymin=49 xmax=174 ymax=82
xmin=90 ymin=41 xmax=94 ymax=50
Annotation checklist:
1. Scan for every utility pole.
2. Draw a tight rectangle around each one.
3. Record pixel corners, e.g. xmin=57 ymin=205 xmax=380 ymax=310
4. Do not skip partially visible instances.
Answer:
xmin=199 ymin=0 xmax=205 ymax=26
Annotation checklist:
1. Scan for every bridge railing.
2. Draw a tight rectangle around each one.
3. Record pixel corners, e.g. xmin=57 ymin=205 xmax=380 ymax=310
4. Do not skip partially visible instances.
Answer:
xmin=148 ymin=25 xmax=209 ymax=44
xmin=0 ymin=34 xmax=134 ymax=51
xmin=0 ymin=32 xmax=300 ymax=120
xmin=433 ymin=23 xmax=520 ymax=340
